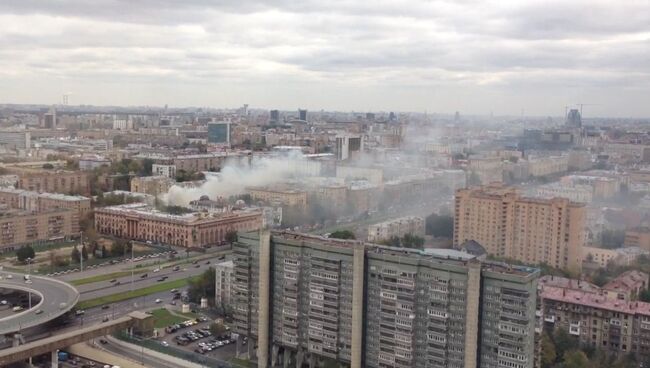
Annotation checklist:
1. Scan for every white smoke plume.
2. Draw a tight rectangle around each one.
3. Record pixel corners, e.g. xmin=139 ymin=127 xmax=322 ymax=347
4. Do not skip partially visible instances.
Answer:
xmin=164 ymin=151 xmax=314 ymax=206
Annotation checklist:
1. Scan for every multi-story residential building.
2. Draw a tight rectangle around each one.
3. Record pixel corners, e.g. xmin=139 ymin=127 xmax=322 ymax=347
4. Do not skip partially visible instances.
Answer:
xmin=367 ymin=216 xmax=425 ymax=242
xmin=14 ymin=169 xmax=91 ymax=196
xmin=625 ymin=227 xmax=650 ymax=250
xmin=0 ymin=130 xmax=31 ymax=149
xmin=232 ymin=230 xmax=539 ymax=368
xmin=0 ymin=188 xmax=91 ymax=218
xmin=94 ymin=203 xmax=262 ymax=248
xmin=526 ymin=155 xmax=568 ymax=178
xmin=454 ymin=184 xmax=586 ymax=272
xmin=152 ymin=164 xmax=177 ymax=179
xmin=248 ymin=185 xmax=308 ymax=208
xmin=130 ymin=176 xmax=176 ymax=196
xmin=534 ymin=184 xmax=593 ymax=203
xmin=215 ymin=260 xmax=234 ymax=309
xmin=540 ymin=272 xmax=650 ymax=361
xmin=0 ymin=209 xmax=79 ymax=251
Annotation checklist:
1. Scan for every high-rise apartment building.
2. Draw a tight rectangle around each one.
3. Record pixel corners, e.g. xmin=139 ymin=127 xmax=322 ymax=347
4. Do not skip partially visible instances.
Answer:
xmin=233 ymin=230 xmax=539 ymax=368
xmin=454 ymin=185 xmax=586 ymax=272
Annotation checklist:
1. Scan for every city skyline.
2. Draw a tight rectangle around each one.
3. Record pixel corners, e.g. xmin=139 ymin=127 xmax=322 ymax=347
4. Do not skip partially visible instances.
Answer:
xmin=0 ymin=0 xmax=649 ymax=117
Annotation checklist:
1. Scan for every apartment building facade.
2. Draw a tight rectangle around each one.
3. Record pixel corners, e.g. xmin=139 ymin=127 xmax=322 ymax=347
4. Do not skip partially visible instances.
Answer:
xmin=94 ymin=203 xmax=262 ymax=248
xmin=232 ymin=230 xmax=539 ymax=368
xmin=0 ymin=188 xmax=91 ymax=218
xmin=215 ymin=260 xmax=234 ymax=309
xmin=14 ymin=170 xmax=91 ymax=196
xmin=367 ymin=216 xmax=425 ymax=242
xmin=454 ymin=185 xmax=586 ymax=272
xmin=0 ymin=209 xmax=79 ymax=251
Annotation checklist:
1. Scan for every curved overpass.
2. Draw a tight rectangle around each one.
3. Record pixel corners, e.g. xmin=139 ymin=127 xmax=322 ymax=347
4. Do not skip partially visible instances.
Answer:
xmin=0 ymin=271 xmax=79 ymax=335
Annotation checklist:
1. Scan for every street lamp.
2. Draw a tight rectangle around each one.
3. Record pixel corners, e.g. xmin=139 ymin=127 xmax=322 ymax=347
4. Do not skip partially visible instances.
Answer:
xmin=27 ymin=258 xmax=32 ymax=309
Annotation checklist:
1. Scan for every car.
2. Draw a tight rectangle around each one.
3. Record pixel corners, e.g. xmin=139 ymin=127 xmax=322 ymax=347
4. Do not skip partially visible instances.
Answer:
xmin=76 ymin=310 xmax=85 ymax=316
xmin=205 ymin=260 xmax=210 ymax=264
xmin=25 ymin=279 xmax=32 ymax=284
xmin=170 ymin=301 xmax=176 ymax=306
xmin=157 ymin=278 xmax=165 ymax=282
xmin=101 ymin=305 xmax=110 ymax=310
xmin=35 ymin=309 xmax=43 ymax=315
xmin=217 ymin=255 xmax=225 ymax=260
xmin=192 ymin=260 xmax=198 ymax=265
xmin=114 ymin=281 xmax=120 ymax=286
xmin=99 ymin=339 xmax=108 ymax=344
xmin=12 ymin=306 xmax=23 ymax=312
xmin=172 ymin=293 xmax=181 ymax=300
xmin=0 ymin=300 xmax=7 ymax=305
xmin=140 ymin=273 xmax=148 ymax=279
xmin=172 ymin=266 xmax=180 ymax=271
xmin=155 ymin=299 xmax=162 ymax=303
xmin=170 ymin=289 xmax=178 ymax=293
xmin=161 ymin=341 xmax=169 ymax=347
xmin=109 ymin=279 xmax=116 ymax=283
xmin=194 ymin=264 xmax=200 ymax=268
xmin=102 ymin=317 xmax=109 ymax=322
xmin=153 ymin=268 xmax=160 ymax=273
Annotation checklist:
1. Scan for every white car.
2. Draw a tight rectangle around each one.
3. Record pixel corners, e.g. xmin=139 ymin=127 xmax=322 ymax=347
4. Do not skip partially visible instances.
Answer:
xmin=0 ymin=300 xmax=7 ymax=305
xmin=6 ymin=274 xmax=12 ymax=279
xmin=153 ymin=268 xmax=160 ymax=273
xmin=155 ymin=298 xmax=162 ymax=303
xmin=161 ymin=341 xmax=169 ymax=347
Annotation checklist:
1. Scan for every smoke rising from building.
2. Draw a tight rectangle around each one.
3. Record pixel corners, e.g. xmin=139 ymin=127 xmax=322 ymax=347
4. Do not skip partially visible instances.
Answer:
xmin=163 ymin=152 xmax=312 ymax=206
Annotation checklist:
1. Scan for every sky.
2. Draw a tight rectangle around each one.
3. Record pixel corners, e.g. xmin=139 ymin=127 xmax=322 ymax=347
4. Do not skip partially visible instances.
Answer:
xmin=0 ymin=0 xmax=648 ymax=117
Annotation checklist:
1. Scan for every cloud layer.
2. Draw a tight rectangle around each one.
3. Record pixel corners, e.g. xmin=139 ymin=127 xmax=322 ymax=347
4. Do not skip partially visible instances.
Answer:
xmin=0 ymin=0 xmax=648 ymax=116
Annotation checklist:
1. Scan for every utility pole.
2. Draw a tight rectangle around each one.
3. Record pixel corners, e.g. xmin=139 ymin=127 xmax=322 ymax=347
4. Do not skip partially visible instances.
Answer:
xmin=79 ymin=231 xmax=83 ymax=273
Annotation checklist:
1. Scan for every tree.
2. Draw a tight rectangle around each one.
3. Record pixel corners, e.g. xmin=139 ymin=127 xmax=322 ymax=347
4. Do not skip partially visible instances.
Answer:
xmin=540 ymin=333 xmax=556 ymax=368
xmin=16 ymin=245 xmax=35 ymax=263
xmin=225 ymin=230 xmax=238 ymax=244
xmin=425 ymin=213 xmax=454 ymax=238
xmin=101 ymin=245 xmax=108 ymax=258
xmin=71 ymin=246 xmax=81 ymax=264
xmin=401 ymin=234 xmax=425 ymax=249
xmin=209 ymin=321 xmax=228 ymax=337
xmin=111 ymin=239 xmax=126 ymax=257
xmin=329 ymin=230 xmax=356 ymax=240
xmin=554 ymin=329 xmax=578 ymax=362
xmin=42 ymin=163 xmax=54 ymax=169
xmin=188 ymin=267 xmax=216 ymax=304
xmin=562 ymin=350 xmax=588 ymax=368
xmin=81 ymin=245 xmax=89 ymax=261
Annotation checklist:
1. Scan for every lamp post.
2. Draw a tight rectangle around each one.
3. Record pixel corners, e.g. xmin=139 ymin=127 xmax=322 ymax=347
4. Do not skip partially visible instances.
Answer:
xmin=27 ymin=258 xmax=32 ymax=309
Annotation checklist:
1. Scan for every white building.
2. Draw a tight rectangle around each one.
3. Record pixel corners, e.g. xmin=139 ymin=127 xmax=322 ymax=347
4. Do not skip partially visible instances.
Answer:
xmin=79 ymin=155 xmax=111 ymax=171
xmin=535 ymin=183 xmax=594 ymax=203
xmin=152 ymin=164 xmax=177 ymax=178
xmin=367 ymin=216 xmax=425 ymax=243
xmin=214 ymin=260 xmax=234 ymax=309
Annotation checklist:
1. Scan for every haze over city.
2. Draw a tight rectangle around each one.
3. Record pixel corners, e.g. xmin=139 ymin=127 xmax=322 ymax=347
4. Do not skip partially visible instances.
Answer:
xmin=1 ymin=0 xmax=649 ymax=116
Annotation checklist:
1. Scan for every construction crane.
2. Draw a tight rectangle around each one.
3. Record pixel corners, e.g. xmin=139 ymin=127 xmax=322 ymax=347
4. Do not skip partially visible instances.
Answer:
xmin=575 ymin=103 xmax=600 ymax=116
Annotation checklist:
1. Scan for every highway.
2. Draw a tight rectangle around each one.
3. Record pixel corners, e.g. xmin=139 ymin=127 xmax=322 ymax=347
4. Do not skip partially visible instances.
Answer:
xmin=77 ymin=260 xmax=213 ymax=301
xmin=0 ymin=271 xmax=79 ymax=335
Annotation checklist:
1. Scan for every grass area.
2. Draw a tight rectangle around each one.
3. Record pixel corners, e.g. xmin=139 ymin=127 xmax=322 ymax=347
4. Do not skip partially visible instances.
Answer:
xmin=70 ymin=269 xmax=149 ymax=286
xmin=77 ymin=276 xmax=198 ymax=309
xmin=150 ymin=308 xmax=188 ymax=329
xmin=230 ymin=358 xmax=255 ymax=368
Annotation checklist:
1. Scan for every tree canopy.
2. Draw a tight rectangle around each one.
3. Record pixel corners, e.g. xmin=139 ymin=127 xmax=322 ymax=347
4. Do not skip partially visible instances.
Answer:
xmin=16 ymin=245 xmax=35 ymax=263
xmin=329 ymin=230 xmax=356 ymax=240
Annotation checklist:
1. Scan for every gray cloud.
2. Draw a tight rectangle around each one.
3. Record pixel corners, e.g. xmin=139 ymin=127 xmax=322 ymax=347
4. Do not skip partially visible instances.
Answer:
xmin=0 ymin=0 xmax=648 ymax=116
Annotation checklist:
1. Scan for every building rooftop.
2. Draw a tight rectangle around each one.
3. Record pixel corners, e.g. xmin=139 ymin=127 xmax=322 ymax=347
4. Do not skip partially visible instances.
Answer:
xmin=0 ymin=187 xmax=89 ymax=201
xmin=542 ymin=285 xmax=650 ymax=317
xmin=603 ymin=270 xmax=649 ymax=294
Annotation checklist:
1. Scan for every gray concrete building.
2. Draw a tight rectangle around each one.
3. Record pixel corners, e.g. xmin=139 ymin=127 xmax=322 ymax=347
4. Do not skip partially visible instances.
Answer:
xmin=232 ymin=230 xmax=539 ymax=368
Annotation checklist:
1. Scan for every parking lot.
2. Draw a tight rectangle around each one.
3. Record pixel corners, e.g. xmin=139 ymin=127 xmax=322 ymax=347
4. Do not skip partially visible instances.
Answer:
xmin=157 ymin=316 xmax=238 ymax=361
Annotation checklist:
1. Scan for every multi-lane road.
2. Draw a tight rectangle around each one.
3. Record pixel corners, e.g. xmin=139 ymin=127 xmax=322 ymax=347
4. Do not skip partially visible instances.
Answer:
xmin=0 ymin=271 xmax=79 ymax=335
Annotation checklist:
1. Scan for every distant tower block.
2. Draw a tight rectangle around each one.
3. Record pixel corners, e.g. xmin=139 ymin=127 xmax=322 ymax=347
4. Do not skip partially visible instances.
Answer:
xmin=62 ymin=94 xmax=70 ymax=105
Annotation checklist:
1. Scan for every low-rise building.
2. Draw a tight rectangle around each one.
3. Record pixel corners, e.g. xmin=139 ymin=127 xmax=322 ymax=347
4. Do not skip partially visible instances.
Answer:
xmin=367 ymin=216 xmax=425 ymax=242
xmin=130 ymin=176 xmax=176 ymax=196
xmin=94 ymin=203 xmax=262 ymax=248
xmin=79 ymin=155 xmax=111 ymax=171
xmin=14 ymin=169 xmax=91 ymax=196
xmin=152 ymin=164 xmax=177 ymax=179
xmin=0 ymin=188 xmax=90 ymax=218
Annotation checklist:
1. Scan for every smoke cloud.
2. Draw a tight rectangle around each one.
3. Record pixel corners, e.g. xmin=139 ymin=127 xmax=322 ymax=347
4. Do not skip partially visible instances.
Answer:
xmin=164 ymin=152 xmax=313 ymax=206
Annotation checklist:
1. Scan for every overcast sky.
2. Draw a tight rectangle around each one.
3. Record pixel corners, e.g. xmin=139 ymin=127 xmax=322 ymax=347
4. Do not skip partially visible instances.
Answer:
xmin=0 ymin=0 xmax=648 ymax=117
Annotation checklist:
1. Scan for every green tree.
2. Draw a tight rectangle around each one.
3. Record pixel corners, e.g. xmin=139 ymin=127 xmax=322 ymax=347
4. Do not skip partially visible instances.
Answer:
xmin=42 ymin=163 xmax=54 ymax=169
xmin=16 ymin=245 xmax=35 ymax=263
xmin=562 ymin=350 xmax=588 ymax=368
xmin=425 ymin=213 xmax=454 ymax=238
xmin=111 ymin=239 xmax=126 ymax=257
xmin=401 ymin=233 xmax=425 ymax=249
xmin=81 ymin=245 xmax=89 ymax=261
xmin=71 ymin=246 xmax=81 ymax=264
xmin=209 ymin=321 xmax=228 ymax=337
xmin=554 ymin=329 xmax=578 ymax=362
xmin=329 ymin=230 xmax=356 ymax=240
xmin=188 ymin=267 xmax=216 ymax=304
xmin=225 ymin=230 xmax=238 ymax=244
xmin=540 ymin=333 xmax=556 ymax=368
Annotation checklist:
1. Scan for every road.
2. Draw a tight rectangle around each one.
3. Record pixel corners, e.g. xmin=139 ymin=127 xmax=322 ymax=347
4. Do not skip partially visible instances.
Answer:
xmin=102 ymin=337 xmax=191 ymax=368
xmin=0 ymin=271 xmax=79 ymax=335
xmin=78 ymin=260 xmax=214 ymax=301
